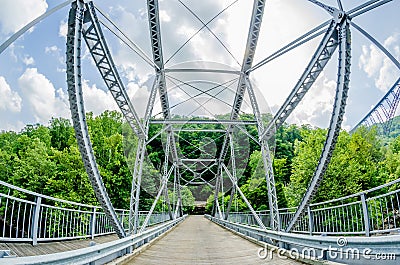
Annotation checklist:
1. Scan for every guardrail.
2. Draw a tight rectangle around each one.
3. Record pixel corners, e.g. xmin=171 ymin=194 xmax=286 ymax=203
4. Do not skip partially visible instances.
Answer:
xmin=207 ymin=215 xmax=400 ymax=265
xmin=227 ymin=178 xmax=400 ymax=236
xmin=0 ymin=180 xmax=170 ymax=244
xmin=5 ymin=216 xmax=186 ymax=265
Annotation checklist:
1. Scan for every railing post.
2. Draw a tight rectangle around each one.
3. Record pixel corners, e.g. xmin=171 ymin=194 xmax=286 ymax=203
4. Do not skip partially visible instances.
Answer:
xmin=120 ymin=210 xmax=124 ymax=229
xmin=307 ymin=206 xmax=314 ymax=235
xmin=31 ymin=196 xmax=42 ymax=246
xmin=360 ymin=193 xmax=371 ymax=237
xmin=90 ymin=207 xmax=97 ymax=240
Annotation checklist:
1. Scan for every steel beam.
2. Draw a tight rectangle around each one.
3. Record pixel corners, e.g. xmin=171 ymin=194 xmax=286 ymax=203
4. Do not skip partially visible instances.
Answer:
xmin=149 ymin=119 xmax=257 ymax=125
xmin=307 ymin=0 xmax=340 ymax=16
xmin=231 ymin=0 xmax=266 ymax=121
xmin=66 ymin=1 xmax=126 ymax=238
xmin=147 ymin=0 xmax=180 ymax=168
xmin=222 ymin=163 xmax=267 ymax=230
xmin=129 ymin=76 xmax=159 ymax=234
xmin=248 ymin=21 xmax=330 ymax=73
xmin=211 ymin=168 xmax=222 ymax=217
xmin=352 ymin=78 xmax=400 ymax=134
xmin=218 ymin=0 xmax=267 ymax=191
xmin=139 ymin=164 xmax=175 ymax=233
xmin=246 ymin=77 xmax=280 ymax=231
xmin=0 ymin=0 xmax=74 ymax=54
xmin=260 ymin=19 xmax=339 ymax=140
xmin=348 ymin=0 xmax=393 ymax=18
xmin=162 ymin=134 xmax=174 ymax=220
xmin=147 ymin=0 xmax=169 ymax=118
xmin=129 ymin=138 xmax=147 ymax=234
xmin=164 ymin=68 xmax=241 ymax=75
xmin=82 ymin=2 xmax=145 ymax=137
xmin=224 ymin=133 xmax=237 ymax=220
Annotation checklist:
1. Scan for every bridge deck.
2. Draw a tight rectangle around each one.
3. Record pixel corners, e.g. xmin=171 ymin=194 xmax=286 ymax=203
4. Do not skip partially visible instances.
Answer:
xmin=0 ymin=234 xmax=118 ymax=257
xmin=124 ymin=215 xmax=303 ymax=265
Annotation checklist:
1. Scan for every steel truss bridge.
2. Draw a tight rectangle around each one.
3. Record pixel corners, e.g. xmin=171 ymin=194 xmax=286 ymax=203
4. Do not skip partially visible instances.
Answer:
xmin=1 ymin=0 xmax=400 ymax=264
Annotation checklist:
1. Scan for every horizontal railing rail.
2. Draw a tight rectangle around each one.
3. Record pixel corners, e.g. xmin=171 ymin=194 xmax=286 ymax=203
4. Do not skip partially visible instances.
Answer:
xmin=227 ymin=178 xmax=400 ymax=236
xmin=5 ymin=216 xmax=186 ymax=265
xmin=0 ymin=180 xmax=170 ymax=244
xmin=207 ymin=215 xmax=400 ymax=265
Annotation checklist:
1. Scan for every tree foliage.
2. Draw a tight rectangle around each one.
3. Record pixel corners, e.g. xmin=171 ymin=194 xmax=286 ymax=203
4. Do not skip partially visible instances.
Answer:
xmin=1 ymin=111 xmax=399 ymax=216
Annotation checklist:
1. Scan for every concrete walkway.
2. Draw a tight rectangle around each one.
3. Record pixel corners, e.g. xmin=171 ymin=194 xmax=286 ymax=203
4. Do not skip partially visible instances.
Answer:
xmin=125 ymin=215 xmax=304 ymax=265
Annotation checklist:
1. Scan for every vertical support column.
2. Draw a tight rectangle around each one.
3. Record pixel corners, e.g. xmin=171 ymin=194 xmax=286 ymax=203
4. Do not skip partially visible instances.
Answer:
xmin=90 ymin=207 xmax=97 ymax=239
xmin=176 ymin=166 xmax=183 ymax=218
xmin=163 ymin=132 xmax=173 ymax=220
xmin=174 ymin=166 xmax=183 ymax=218
xmin=31 ymin=196 xmax=42 ymax=246
xmin=172 ymin=165 xmax=177 ymax=218
xmin=129 ymin=76 xmax=159 ymax=234
xmin=224 ymin=132 xmax=237 ymax=220
xmin=129 ymin=138 xmax=146 ymax=234
xmin=360 ymin=193 xmax=371 ymax=237
xmin=307 ymin=206 xmax=314 ymax=235
xmin=246 ymin=78 xmax=280 ymax=231
xmin=120 ymin=210 xmax=125 ymax=228
xmin=260 ymin=141 xmax=281 ymax=231
xmin=225 ymin=187 xmax=236 ymax=220
xmin=211 ymin=168 xmax=221 ymax=217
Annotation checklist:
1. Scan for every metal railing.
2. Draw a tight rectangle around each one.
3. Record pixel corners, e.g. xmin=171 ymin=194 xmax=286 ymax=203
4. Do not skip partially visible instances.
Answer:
xmin=207 ymin=215 xmax=400 ymax=265
xmin=227 ymin=178 xmax=400 ymax=236
xmin=0 ymin=181 xmax=170 ymax=244
xmin=6 ymin=216 xmax=186 ymax=265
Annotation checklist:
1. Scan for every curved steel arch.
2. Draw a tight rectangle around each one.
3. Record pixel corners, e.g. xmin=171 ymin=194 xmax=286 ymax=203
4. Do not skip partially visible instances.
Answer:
xmin=66 ymin=1 xmax=126 ymax=238
xmin=285 ymin=18 xmax=352 ymax=232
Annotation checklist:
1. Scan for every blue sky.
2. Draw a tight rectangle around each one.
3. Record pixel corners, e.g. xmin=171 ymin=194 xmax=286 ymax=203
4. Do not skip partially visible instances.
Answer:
xmin=0 ymin=0 xmax=399 ymax=132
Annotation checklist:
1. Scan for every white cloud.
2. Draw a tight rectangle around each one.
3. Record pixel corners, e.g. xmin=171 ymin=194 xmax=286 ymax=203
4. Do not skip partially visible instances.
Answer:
xmin=106 ymin=6 xmax=154 ymax=83
xmin=126 ymin=82 xmax=150 ymax=117
xmin=286 ymin=74 xmax=337 ymax=128
xmin=45 ymin=45 xmax=64 ymax=65
xmin=45 ymin=45 xmax=59 ymax=54
xmin=18 ymin=68 xmax=69 ymax=123
xmin=0 ymin=0 xmax=48 ymax=35
xmin=82 ymin=80 xmax=119 ymax=115
xmin=59 ymin=20 xmax=68 ymax=39
xmin=22 ymin=56 xmax=35 ymax=66
xmin=159 ymin=10 xmax=171 ymax=22
xmin=0 ymin=76 xmax=22 ymax=112
xmin=359 ymin=33 xmax=400 ymax=92
xmin=0 ymin=121 xmax=25 ymax=132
